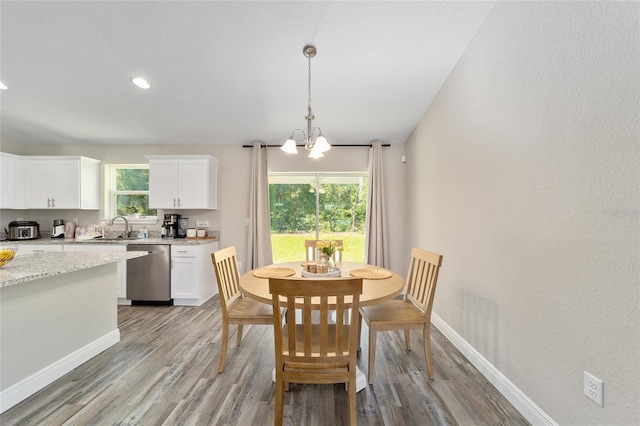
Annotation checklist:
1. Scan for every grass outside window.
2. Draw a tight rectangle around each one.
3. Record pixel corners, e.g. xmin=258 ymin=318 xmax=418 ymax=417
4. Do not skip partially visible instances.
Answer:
xmin=271 ymin=233 xmax=365 ymax=264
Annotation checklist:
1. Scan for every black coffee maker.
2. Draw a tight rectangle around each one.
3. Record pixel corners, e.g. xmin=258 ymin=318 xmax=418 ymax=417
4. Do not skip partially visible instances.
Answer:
xmin=163 ymin=214 xmax=180 ymax=238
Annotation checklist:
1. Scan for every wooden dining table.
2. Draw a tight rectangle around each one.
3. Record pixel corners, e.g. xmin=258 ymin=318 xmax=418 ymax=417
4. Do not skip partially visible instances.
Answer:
xmin=239 ymin=261 xmax=404 ymax=307
xmin=239 ymin=261 xmax=404 ymax=393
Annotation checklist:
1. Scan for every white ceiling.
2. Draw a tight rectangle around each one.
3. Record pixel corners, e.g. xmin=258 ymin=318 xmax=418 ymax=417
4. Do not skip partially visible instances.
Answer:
xmin=0 ymin=1 xmax=495 ymax=146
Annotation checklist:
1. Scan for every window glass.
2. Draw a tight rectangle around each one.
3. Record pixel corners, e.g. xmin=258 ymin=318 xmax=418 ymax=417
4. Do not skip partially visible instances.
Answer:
xmin=269 ymin=173 xmax=367 ymax=263
xmin=106 ymin=165 xmax=157 ymax=222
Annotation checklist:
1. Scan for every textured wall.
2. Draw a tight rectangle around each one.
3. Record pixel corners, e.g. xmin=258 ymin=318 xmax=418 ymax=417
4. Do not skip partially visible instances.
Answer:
xmin=405 ymin=2 xmax=639 ymax=424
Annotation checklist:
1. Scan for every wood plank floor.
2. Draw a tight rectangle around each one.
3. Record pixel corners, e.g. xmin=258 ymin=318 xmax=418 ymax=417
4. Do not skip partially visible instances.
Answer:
xmin=2 ymin=297 xmax=530 ymax=425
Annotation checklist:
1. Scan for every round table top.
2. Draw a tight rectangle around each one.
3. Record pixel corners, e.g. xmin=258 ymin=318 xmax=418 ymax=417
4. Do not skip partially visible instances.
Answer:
xmin=240 ymin=261 xmax=404 ymax=307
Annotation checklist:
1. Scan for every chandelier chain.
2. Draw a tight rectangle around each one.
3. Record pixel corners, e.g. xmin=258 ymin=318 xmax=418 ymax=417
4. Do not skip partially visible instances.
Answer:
xmin=307 ymin=54 xmax=313 ymax=117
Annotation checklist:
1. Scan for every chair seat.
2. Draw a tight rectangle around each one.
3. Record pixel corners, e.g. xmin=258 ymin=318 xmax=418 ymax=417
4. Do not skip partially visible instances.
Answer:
xmin=360 ymin=299 xmax=426 ymax=326
xmin=228 ymin=296 xmax=274 ymax=323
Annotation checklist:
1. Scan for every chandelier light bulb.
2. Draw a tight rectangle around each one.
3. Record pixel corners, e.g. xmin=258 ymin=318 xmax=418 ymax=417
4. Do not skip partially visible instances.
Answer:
xmin=308 ymin=145 xmax=324 ymax=159
xmin=281 ymin=138 xmax=298 ymax=154
xmin=315 ymin=134 xmax=330 ymax=153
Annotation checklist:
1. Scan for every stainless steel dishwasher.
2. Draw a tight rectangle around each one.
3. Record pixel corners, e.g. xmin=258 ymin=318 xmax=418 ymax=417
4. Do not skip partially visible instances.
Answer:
xmin=126 ymin=244 xmax=172 ymax=305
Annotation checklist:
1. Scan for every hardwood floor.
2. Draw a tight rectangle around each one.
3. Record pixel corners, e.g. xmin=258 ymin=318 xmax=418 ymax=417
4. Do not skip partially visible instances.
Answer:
xmin=2 ymin=297 xmax=530 ymax=425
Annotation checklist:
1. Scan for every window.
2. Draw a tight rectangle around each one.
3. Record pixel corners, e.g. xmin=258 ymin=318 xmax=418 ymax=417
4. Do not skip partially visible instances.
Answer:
xmin=105 ymin=165 xmax=157 ymax=223
xmin=269 ymin=173 xmax=367 ymax=263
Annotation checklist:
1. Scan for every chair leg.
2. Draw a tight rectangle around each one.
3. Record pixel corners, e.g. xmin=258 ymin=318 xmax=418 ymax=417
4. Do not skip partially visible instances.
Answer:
xmin=348 ymin=372 xmax=357 ymax=426
xmin=236 ymin=324 xmax=244 ymax=346
xmin=357 ymin=312 xmax=362 ymax=354
xmin=404 ymin=330 xmax=412 ymax=351
xmin=368 ymin=326 xmax=377 ymax=384
xmin=424 ymin=324 xmax=434 ymax=379
xmin=275 ymin=373 xmax=284 ymax=426
xmin=218 ymin=320 xmax=229 ymax=373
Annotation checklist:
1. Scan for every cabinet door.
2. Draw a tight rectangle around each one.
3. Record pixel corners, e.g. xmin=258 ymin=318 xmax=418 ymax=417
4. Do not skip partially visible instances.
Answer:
xmin=171 ymin=256 xmax=198 ymax=298
xmin=148 ymin=159 xmax=179 ymax=208
xmin=0 ymin=154 xmax=14 ymax=208
xmin=50 ymin=160 xmax=80 ymax=208
xmin=25 ymin=161 xmax=52 ymax=208
xmin=24 ymin=159 xmax=81 ymax=209
xmin=176 ymin=159 xmax=208 ymax=208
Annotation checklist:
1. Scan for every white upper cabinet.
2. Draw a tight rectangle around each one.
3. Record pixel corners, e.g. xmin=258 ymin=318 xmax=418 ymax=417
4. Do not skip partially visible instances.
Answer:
xmin=0 ymin=153 xmax=18 ymax=209
xmin=24 ymin=156 xmax=100 ymax=209
xmin=146 ymin=155 xmax=218 ymax=210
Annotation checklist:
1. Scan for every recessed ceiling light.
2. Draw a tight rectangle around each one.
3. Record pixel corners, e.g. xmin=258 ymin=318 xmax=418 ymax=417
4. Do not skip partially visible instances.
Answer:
xmin=0 ymin=81 xmax=7 ymax=90
xmin=131 ymin=77 xmax=150 ymax=89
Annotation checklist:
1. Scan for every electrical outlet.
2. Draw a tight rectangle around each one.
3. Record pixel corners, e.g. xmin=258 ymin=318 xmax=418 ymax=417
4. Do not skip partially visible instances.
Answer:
xmin=584 ymin=371 xmax=603 ymax=407
xmin=195 ymin=220 xmax=209 ymax=227
xmin=238 ymin=261 xmax=243 ymax=271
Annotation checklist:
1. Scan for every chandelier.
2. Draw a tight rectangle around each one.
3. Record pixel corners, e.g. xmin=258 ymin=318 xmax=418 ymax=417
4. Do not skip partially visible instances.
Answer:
xmin=281 ymin=45 xmax=331 ymax=158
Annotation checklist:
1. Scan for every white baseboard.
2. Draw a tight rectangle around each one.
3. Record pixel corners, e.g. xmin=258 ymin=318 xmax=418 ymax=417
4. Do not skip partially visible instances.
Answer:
xmin=431 ymin=314 xmax=557 ymax=426
xmin=0 ymin=329 xmax=120 ymax=414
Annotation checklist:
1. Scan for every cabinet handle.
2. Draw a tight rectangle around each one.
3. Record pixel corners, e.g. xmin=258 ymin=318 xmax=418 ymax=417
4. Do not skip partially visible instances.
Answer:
xmin=173 ymin=198 xmax=176 ymax=207
xmin=177 ymin=198 xmax=181 ymax=207
xmin=47 ymin=198 xmax=51 ymax=207
xmin=176 ymin=250 xmax=188 ymax=254
xmin=51 ymin=198 xmax=55 ymax=207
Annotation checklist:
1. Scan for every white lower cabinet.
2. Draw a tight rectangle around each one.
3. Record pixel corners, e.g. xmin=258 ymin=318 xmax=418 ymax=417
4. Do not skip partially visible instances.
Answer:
xmin=63 ymin=244 xmax=129 ymax=304
xmin=171 ymin=242 xmax=218 ymax=306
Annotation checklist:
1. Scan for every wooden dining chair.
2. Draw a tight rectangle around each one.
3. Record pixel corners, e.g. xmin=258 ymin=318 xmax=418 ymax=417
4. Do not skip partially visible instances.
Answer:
xmin=359 ymin=247 xmax=443 ymax=383
xmin=211 ymin=246 xmax=274 ymax=373
xmin=304 ymin=239 xmax=344 ymax=262
xmin=269 ymin=276 xmax=363 ymax=426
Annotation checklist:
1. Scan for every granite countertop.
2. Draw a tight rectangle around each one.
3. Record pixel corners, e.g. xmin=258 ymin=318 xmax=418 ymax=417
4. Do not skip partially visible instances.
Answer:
xmin=0 ymin=237 xmax=218 ymax=246
xmin=0 ymin=251 xmax=147 ymax=288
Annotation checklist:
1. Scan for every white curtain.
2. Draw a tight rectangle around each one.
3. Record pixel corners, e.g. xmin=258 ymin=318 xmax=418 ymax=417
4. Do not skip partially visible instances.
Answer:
xmin=364 ymin=141 xmax=389 ymax=267
xmin=246 ymin=142 xmax=273 ymax=270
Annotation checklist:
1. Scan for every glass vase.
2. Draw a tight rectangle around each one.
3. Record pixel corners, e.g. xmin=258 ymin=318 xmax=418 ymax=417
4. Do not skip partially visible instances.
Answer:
xmin=320 ymin=254 xmax=335 ymax=272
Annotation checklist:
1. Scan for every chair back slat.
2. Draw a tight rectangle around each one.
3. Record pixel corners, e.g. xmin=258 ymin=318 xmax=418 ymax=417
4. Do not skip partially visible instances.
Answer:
xmin=319 ymin=297 xmax=328 ymax=356
xmin=404 ymin=247 xmax=443 ymax=317
xmin=211 ymin=246 xmax=243 ymax=314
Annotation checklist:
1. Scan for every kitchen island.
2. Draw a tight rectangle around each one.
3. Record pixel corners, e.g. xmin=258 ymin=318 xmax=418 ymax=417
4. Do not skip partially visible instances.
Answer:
xmin=5 ymin=237 xmax=220 ymax=307
xmin=0 ymin=251 xmax=146 ymax=413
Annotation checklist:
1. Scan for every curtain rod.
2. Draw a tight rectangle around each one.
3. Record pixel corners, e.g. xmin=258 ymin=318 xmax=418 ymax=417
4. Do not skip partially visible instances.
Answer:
xmin=242 ymin=143 xmax=390 ymax=148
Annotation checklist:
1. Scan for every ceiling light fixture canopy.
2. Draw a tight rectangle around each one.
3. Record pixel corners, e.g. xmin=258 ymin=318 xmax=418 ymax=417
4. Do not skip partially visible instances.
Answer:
xmin=281 ymin=45 xmax=330 ymax=158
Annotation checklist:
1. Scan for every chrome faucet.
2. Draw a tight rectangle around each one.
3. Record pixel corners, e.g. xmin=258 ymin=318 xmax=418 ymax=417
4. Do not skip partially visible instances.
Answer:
xmin=108 ymin=216 xmax=130 ymax=239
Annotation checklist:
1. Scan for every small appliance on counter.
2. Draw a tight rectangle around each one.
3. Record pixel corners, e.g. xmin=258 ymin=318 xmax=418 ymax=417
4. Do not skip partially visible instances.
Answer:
xmin=178 ymin=218 xmax=188 ymax=238
xmin=51 ymin=219 xmax=65 ymax=238
xmin=65 ymin=222 xmax=76 ymax=239
xmin=163 ymin=214 xmax=180 ymax=238
xmin=7 ymin=221 xmax=40 ymax=240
